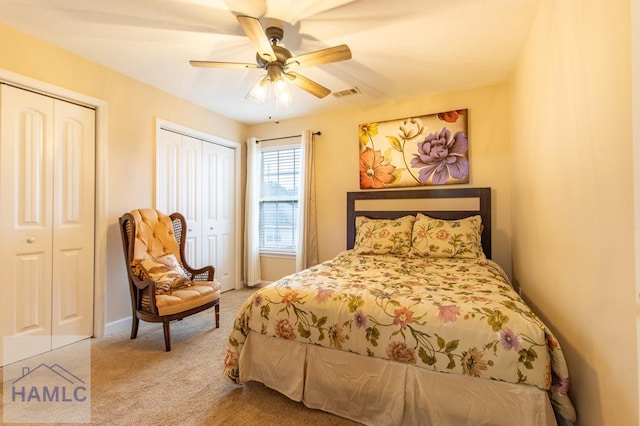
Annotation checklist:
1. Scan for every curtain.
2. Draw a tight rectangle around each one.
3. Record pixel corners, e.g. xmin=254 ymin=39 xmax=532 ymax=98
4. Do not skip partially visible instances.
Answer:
xmin=296 ymin=130 xmax=319 ymax=271
xmin=244 ymin=137 xmax=262 ymax=286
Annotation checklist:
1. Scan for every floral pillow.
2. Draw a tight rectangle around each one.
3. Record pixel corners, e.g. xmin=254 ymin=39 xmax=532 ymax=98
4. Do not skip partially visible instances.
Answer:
xmin=130 ymin=254 xmax=192 ymax=295
xmin=410 ymin=213 xmax=485 ymax=259
xmin=354 ymin=215 xmax=415 ymax=256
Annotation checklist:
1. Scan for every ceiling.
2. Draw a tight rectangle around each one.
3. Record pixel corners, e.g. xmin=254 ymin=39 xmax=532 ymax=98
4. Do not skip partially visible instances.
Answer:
xmin=0 ymin=0 xmax=539 ymax=124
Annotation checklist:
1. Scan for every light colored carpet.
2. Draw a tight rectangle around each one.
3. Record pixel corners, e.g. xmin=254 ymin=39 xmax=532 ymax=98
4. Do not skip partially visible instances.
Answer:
xmin=1 ymin=288 xmax=359 ymax=426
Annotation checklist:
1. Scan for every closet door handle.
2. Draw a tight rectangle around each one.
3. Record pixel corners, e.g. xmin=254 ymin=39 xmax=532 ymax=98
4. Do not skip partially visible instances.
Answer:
xmin=26 ymin=237 xmax=36 ymax=243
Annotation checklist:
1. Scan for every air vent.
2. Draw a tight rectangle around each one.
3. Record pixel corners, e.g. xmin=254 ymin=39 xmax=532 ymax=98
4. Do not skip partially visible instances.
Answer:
xmin=332 ymin=87 xmax=361 ymax=98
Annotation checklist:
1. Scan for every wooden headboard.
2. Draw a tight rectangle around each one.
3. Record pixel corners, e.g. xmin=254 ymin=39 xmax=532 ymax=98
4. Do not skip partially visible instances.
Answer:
xmin=346 ymin=187 xmax=492 ymax=259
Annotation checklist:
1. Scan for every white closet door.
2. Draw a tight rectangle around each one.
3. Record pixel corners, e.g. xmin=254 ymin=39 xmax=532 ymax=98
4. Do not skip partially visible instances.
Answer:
xmin=51 ymin=99 xmax=95 ymax=349
xmin=202 ymin=142 xmax=236 ymax=292
xmin=155 ymin=129 xmax=181 ymax=213
xmin=181 ymin=135 xmax=203 ymax=268
xmin=0 ymin=86 xmax=55 ymax=365
xmin=0 ymin=85 xmax=95 ymax=366
xmin=156 ymin=125 xmax=238 ymax=291
xmin=155 ymin=130 xmax=203 ymax=267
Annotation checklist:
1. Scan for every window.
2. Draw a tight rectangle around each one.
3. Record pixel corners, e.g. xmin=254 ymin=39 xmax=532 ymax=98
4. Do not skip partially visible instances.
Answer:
xmin=259 ymin=146 xmax=301 ymax=253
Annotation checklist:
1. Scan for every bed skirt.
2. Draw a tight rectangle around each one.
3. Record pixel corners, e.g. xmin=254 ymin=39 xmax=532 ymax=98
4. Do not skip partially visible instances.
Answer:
xmin=238 ymin=331 xmax=557 ymax=426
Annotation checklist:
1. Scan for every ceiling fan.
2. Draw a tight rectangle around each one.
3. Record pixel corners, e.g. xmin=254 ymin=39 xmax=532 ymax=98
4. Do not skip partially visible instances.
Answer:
xmin=190 ymin=15 xmax=352 ymax=102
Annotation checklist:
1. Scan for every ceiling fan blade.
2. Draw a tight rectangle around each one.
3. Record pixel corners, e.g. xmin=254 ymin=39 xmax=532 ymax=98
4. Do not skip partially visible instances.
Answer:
xmin=190 ymin=60 xmax=258 ymax=69
xmin=236 ymin=15 xmax=276 ymax=62
xmin=267 ymin=0 xmax=359 ymax=25
xmin=284 ymin=72 xmax=331 ymax=98
xmin=49 ymin=0 xmax=242 ymax=35
xmin=224 ymin=0 xmax=267 ymax=18
xmin=286 ymin=44 xmax=352 ymax=68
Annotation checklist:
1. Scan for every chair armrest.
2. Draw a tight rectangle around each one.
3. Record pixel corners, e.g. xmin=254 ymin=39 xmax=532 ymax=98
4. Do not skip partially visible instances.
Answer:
xmin=127 ymin=271 xmax=161 ymax=315
xmin=130 ymin=273 xmax=156 ymax=290
xmin=185 ymin=264 xmax=215 ymax=282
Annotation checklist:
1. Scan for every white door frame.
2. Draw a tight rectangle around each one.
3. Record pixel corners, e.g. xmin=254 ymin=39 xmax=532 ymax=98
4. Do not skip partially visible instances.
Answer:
xmin=155 ymin=118 xmax=242 ymax=290
xmin=0 ymin=68 xmax=109 ymax=338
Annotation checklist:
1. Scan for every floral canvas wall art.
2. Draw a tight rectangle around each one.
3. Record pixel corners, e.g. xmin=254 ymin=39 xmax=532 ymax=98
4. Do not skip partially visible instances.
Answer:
xmin=359 ymin=109 xmax=469 ymax=189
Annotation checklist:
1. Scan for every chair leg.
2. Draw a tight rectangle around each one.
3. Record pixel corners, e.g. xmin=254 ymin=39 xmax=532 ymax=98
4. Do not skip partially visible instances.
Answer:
xmin=131 ymin=315 xmax=139 ymax=339
xmin=163 ymin=320 xmax=171 ymax=352
xmin=215 ymin=304 xmax=220 ymax=328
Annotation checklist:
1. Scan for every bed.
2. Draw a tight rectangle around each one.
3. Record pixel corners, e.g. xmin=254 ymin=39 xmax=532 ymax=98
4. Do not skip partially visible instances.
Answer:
xmin=224 ymin=188 xmax=576 ymax=425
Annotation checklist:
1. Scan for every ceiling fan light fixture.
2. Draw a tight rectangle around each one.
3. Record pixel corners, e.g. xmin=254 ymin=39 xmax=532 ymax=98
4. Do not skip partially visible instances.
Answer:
xmin=246 ymin=75 xmax=269 ymax=103
xmin=246 ymin=66 xmax=294 ymax=108
xmin=273 ymin=78 xmax=293 ymax=107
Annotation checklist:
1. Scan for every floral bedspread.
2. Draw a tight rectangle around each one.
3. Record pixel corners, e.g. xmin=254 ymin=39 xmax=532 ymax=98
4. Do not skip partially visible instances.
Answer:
xmin=224 ymin=251 xmax=576 ymax=422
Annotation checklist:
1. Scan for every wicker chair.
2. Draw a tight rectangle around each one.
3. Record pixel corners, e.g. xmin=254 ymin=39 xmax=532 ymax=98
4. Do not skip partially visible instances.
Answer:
xmin=119 ymin=208 xmax=220 ymax=351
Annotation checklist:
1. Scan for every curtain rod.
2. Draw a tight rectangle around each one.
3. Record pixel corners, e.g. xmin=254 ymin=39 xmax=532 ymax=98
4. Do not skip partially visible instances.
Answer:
xmin=256 ymin=131 xmax=321 ymax=143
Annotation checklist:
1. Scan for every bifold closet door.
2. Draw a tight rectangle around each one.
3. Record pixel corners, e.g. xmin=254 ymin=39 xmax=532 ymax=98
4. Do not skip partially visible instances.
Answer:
xmin=155 ymin=130 xmax=203 ymax=267
xmin=0 ymin=85 xmax=54 ymax=365
xmin=156 ymin=127 xmax=237 ymax=291
xmin=0 ymin=85 xmax=95 ymax=366
xmin=202 ymin=142 xmax=235 ymax=292
xmin=51 ymin=97 xmax=95 ymax=349
xmin=181 ymin=135 xmax=203 ymax=267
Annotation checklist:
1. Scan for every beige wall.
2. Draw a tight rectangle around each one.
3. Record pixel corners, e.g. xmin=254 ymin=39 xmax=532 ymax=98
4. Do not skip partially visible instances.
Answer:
xmin=511 ymin=0 xmax=638 ymax=424
xmin=0 ymin=24 xmax=247 ymax=324
xmin=249 ymin=83 xmax=513 ymax=282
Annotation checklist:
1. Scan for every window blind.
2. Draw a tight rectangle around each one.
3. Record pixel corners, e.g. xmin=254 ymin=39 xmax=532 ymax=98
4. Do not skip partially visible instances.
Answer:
xmin=259 ymin=147 xmax=301 ymax=252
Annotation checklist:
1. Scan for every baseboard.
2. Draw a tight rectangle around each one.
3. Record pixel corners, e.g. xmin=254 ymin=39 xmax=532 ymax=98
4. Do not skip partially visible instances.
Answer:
xmin=105 ymin=316 xmax=131 ymax=335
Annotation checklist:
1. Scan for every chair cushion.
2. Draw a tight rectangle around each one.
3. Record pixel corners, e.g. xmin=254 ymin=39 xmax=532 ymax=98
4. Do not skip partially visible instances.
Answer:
xmin=156 ymin=281 xmax=221 ymax=316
